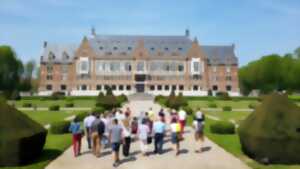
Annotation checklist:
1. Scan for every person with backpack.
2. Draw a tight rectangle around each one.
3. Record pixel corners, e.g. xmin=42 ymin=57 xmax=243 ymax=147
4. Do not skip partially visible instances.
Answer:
xmin=131 ymin=117 xmax=138 ymax=140
xmin=69 ymin=117 xmax=83 ymax=157
xmin=90 ymin=113 xmax=105 ymax=157
xmin=193 ymin=108 xmax=205 ymax=153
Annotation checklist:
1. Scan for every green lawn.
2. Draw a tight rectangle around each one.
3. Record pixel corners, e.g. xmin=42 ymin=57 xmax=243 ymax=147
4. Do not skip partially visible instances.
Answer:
xmin=23 ymin=111 xmax=82 ymax=125
xmin=1 ymin=134 xmax=72 ymax=169
xmin=201 ymin=118 xmax=300 ymax=169
xmin=205 ymin=111 xmax=252 ymax=123
xmin=188 ymin=100 xmax=259 ymax=109
xmin=12 ymin=99 xmax=96 ymax=108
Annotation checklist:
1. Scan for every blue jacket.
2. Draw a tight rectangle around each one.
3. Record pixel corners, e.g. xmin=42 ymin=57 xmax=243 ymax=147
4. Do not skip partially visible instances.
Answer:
xmin=69 ymin=122 xmax=81 ymax=134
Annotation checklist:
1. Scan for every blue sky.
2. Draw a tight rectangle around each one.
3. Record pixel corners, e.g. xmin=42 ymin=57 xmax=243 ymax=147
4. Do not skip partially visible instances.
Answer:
xmin=0 ymin=0 xmax=300 ymax=66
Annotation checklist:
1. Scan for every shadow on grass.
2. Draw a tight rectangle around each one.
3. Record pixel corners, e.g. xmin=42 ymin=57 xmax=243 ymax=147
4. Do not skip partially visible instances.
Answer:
xmin=31 ymin=149 xmax=63 ymax=164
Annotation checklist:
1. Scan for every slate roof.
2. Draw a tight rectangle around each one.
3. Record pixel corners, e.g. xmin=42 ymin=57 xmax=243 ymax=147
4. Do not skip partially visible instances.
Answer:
xmin=41 ymin=43 xmax=77 ymax=64
xmin=41 ymin=34 xmax=237 ymax=65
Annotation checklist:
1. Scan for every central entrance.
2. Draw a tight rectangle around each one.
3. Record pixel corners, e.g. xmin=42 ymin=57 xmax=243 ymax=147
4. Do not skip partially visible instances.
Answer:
xmin=135 ymin=74 xmax=146 ymax=93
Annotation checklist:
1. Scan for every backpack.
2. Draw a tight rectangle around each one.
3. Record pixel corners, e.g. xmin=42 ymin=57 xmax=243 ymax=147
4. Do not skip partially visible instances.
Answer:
xmin=97 ymin=121 xmax=105 ymax=135
xmin=131 ymin=121 xmax=138 ymax=134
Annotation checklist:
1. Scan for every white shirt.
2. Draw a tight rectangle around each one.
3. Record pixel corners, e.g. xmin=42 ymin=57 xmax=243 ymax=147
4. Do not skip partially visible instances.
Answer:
xmin=170 ymin=123 xmax=180 ymax=133
xmin=138 ymin=124 xmax=150 ymax=140
xmin=116 ymin=112 xmax=125 ymax=121
xmin=83 ymin=115 xmax=96 ymax=128
xmin=196 ymin=111 xmax=203 ymax=119
xmin=178 ymin=110 xmax=187 ymax=121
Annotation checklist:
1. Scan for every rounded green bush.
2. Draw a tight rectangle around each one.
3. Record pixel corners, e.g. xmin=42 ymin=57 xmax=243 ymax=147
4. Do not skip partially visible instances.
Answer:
xmin=92 ymin=106 xmax=105 ymax=114
xmin=248 ymin=103 xmax=256 ymax=109
xmin=210 ymin=121 xmax=235 ymax=134
xmin=183 ymin=106 xmax=193 ymax=115
xmin=222 ymin=106 xmax=232 ymax=111
xmin=208 ymin=102 xmax=217 ymax=108
xmin=239 ymin=93 xmax=300 ymax=164
xmin=22 ymin=103 xmax=32 ymax=108
xmin=0 ymin=102 xmax=47 ymax=166
xmin=65 ymin=102 xmax=74 ymax=108
xmin=75 ymin=111 xmax=89 ymax=121
xmin=50 ymin=121 xmax=70 ymax=134
xmin=49 ymin=105 xmax=60 ymax=111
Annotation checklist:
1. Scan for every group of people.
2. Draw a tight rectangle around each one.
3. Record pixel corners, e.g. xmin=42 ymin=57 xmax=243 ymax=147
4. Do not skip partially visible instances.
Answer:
xmin=69 ymin=107 xmax=205 ymax=167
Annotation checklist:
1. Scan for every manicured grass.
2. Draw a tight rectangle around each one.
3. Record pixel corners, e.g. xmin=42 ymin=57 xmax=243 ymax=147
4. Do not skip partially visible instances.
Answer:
xmin=205 ymin=111 xmax=252 ymax=123
xmin=1 ymin=134 xmax=72 ymax=169
xmin=22 ymin=111 xmax=81 ymax=125
xmin=13 ymin=99 xmax=96 ymax=108
xmin=201 ymin=118 xmax=300 ymax=169
xmin=188 ymin=100 xmax=259 ymax=109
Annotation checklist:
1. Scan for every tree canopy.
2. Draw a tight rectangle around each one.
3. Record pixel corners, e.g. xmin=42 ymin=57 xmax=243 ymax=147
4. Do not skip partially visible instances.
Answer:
xmin=239 ymin=52 xmax=300 ymax=95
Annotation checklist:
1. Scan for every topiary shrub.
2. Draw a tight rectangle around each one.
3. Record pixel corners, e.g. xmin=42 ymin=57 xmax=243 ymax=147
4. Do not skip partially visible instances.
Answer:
xmin=248 ymin=103 xmax=257 ymax=109
xmin=210 ymin=121 xmax=235 ymax=134
xmin=0 ymin=102 xmax=47 ymax=166
xmin=154 ymin=95 xmax=167 ymax=106
xmin=183 ymin=106 xmax=193 ymax=115
xmin=238 ymin=93 xmax=300 ymax=164
xmin=208 ymin=102 xmax=217 ymax=108
xmin=216 ymin=91 xmax=231 ymax=100
xmin=50 ymin=92 xmax=65 ymax=100
xmin=92 ymin=106 xmax=105 ymax=114
xmin=75 ymin=111 xmax=89 ymax=121
xmin=208 ymin=89 xmax=213 ymax=96
xmin=49 ymin=105 xmax=60 ymax=111
xmin=117 ymin=94 xmax=128 ymax=105
xmin=50 ymin=121 xmax=70 ymax=134
xmin=22 ymin=103 xmax=32 ymax=108
xmin=65 ymin=102 xmax=74 ymax=108
xmin=222 ymin=106 xmax=232 ymax=111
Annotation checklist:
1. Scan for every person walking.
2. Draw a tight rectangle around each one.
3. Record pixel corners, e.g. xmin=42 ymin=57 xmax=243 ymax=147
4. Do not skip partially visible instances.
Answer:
xmin=109 ymin=119 xmax=123 ymax=167
xmin=90 ymin=114 xmax=105 ymax=157
xmin=122 ymin=113 xmax=132 ymax=157
xmin=153 ymin=117 xmax=166 ymax=154
xmin=69 ymin=117 xmax=83 ymax=157
xmin=170 ymin=118 xmax=181 ymax=156
xmin=158 ymin=108 xmax=165 ymax=122
xmin=178 ymin=108 xmax=187 ymax=138
xmin=131 ymin=117 xmax=138 ymax=140
xmin=193 ymin=108 xmax=205 ymax=153
xmin=83 ymin=112 xmax=96 ymax=149
xmin=138 ymin=118 xmax=150 ymax=156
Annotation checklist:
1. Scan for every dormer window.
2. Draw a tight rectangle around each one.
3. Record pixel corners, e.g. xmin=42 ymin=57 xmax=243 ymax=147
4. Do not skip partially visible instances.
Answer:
xmin=178 ymin=47 xmax=182 ymax=51
xmin=62 ymin=52 xmax=69 ymax=60
xmin=151 ymin=47 xmax=155 ymax=51
xmin=113 ymin=47 xmax=118 ymax=50
xmin=164 ymin=47 xmax=169 ymax=51
xmin=99 ymin=46 xmax=103 ymax=50
xmin=128 ymin=47 xmax=132 ymax=50
xmin=49 ymin=52 xmax=55 ymax=60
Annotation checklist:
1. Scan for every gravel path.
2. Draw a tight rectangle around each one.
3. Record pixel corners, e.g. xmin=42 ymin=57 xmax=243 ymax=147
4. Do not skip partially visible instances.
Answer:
xmin=45 ymin=95 xmax=251 ymax=169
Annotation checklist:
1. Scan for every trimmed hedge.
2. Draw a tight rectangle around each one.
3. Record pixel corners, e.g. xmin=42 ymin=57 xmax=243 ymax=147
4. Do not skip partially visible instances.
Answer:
xmin=216 ymin=92 xmax=231 ymax=100
xmin=0 ymin=102 xmax=47 ymax=166
xmin=222 ymin=106 xmax=232 ymax=111
xmin=239 ymin=93 xmax=300 ymax=164
xmin=183 ymin=106 xmax=193 ymax=115
xmin=22 ymin=103 xmax=32 ymax=108
xmin=92 ymin=106 xmax=105 ymax=114
xmin=75 ymin=112 xmax=89 ymax=121
xmin=50 ymin=121 xmax=70 ymax=134
xmin=210 ymin=121 xmax=235 ymax=134
xmin=208 ymin=102 xmax=217 ymax=108
xmin=65 ymin=102 xmax=74 ymax=108
xmin=49 ymin=105 xmax=60 ymax=111
xmin=50 ymin=92 xmax=65 ymax=100
xmin=248 ymin=103 xmax=256 ymax=109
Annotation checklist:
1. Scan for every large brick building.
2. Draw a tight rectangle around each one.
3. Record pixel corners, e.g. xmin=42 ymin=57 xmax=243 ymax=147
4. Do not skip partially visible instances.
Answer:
xmin=38 ymin=29 xmax=239 ymax=96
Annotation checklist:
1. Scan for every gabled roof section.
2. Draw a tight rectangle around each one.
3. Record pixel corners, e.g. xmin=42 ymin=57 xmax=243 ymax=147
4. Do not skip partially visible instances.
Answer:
xmin=41 ymin=43 xmax=78 ymax=64
xmin=202 ymin=45 xmax=238 ymax=65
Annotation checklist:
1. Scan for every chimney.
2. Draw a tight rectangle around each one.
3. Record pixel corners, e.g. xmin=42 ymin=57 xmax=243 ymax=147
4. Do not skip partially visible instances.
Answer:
xmin=91 ymin=26 xmax=96 ymax=36
xmin=193 ymin=37 xmax=198 ymax=44
xmin=43 ymin=41 xmax=47 ymax=48
xmin=185 ymin=29 xmax=190 ymax=37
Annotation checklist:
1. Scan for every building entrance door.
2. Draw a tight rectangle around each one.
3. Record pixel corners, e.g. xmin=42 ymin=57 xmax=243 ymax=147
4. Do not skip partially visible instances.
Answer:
xmin=135 ymin=84 xmax=145 ymax=93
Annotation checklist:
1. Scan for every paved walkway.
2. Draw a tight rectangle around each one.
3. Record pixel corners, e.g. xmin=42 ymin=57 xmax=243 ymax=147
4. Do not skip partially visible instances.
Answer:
xmin=46 ymin=95 xmax=250 ymax=169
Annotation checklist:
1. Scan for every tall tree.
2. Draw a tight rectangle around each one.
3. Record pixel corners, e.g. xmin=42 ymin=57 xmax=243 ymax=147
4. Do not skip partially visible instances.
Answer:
xmin=294 ymin=47 xmax=300 ymax=59
xmin=0 ymin=45 xmax=23 ymax=97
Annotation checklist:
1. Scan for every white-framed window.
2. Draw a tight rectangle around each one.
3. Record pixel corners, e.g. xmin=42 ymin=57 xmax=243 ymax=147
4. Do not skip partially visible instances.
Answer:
xmin=77 ymin=57 xmax=89 ymax=74
xmin=190 ymin=58 xmax=201 ymax=74
xmin=213 ymin=66 xmax=217 ymax=73
xmin=226 ymin=66 xmax=231 ymax=73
